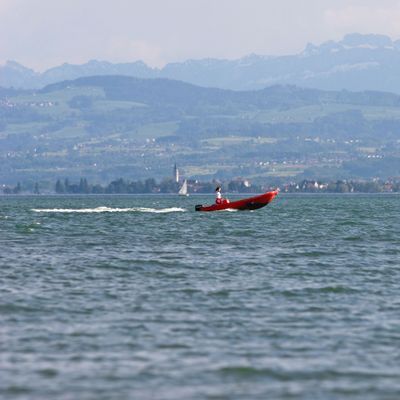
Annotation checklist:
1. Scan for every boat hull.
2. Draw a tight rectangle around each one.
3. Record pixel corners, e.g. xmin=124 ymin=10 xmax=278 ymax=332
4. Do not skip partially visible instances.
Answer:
xmin=195 ymin=190 xmax=278 ymax=212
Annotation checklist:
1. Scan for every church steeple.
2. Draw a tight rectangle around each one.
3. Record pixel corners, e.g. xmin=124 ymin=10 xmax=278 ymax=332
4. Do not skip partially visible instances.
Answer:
xmin=173 ymin=163 xmax=179 ymax=183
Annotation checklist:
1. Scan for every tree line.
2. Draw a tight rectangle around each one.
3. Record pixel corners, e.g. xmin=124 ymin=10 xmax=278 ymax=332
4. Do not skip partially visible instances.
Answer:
xmin=55 ymin=178 xmax=183 ymax=194
xmin=2 ymin=177 xmax=400 ymax=195
xmin=52 ymin=177 xmax=400 ymax=194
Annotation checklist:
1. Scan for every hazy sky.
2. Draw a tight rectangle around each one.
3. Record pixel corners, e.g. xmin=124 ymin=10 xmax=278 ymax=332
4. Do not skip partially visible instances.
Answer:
xmin=1 ymin=0 xmax=400 ymax=71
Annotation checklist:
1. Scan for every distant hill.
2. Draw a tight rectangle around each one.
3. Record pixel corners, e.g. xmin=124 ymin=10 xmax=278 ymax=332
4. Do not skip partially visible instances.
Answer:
xmin=2 ymin=33 xmax=400 ymax=92
xmin=1 ymin=75 xmax=400 ymax=184
xmin=41 ymin=75 xmax=400 ymax=111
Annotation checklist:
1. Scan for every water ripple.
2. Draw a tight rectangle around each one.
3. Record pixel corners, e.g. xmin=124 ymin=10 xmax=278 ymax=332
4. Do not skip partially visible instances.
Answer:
xmin=1 ymin=194 xmax=400 ymax=399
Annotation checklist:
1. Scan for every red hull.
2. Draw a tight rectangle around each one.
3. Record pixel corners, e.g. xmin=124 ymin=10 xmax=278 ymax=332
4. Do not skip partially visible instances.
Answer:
xmin=195 ymin=190 xmax=279 ymax=212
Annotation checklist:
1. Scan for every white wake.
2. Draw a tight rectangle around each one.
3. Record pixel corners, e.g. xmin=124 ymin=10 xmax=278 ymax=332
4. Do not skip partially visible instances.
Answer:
xmin=32 ymin=206 xmax=186 ymax=214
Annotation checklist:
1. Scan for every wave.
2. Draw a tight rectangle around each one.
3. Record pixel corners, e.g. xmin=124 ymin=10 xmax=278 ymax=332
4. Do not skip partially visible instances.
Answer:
xmin=32 ymin=206 xmax=186 ymax=214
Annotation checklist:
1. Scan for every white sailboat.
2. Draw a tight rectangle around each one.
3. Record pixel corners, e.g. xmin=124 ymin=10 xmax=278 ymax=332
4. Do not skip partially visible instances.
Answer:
xmin=178 ymin=179 xmax=189 ymax=196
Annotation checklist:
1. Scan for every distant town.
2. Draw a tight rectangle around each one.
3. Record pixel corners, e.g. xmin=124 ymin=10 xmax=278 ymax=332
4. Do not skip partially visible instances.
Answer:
xmin=2 ymin=164 xmax=400 ymax=195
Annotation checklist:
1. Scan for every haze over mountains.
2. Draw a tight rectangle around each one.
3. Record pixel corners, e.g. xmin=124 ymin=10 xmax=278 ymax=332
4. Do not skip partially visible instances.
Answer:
xmin=1 ymin=32 xmax=400 ymax=187
xmin=2 ymin=33 xmax=400 ymax=93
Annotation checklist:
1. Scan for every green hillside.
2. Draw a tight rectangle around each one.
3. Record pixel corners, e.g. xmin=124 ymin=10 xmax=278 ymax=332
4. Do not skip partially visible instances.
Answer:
xmin=1 ymin=76 xmax=400 ymax=184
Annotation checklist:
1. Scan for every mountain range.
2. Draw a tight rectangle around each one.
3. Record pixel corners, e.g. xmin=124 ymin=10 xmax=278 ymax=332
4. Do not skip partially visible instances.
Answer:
xmin=2 ymin=33 xmax=400 ymax=92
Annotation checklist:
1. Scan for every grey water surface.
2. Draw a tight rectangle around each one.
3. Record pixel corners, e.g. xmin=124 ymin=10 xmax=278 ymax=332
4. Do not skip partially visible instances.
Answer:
xmin=0 ymin=194 xmax=399 ymax=400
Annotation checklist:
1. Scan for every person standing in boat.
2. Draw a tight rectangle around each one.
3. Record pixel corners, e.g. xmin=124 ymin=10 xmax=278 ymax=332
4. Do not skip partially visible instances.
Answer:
xmin=215 ymin=186 xmax=229 ymax=205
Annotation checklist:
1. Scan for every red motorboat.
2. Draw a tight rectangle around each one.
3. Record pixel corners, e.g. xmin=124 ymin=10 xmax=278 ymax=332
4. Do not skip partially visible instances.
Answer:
xmin=195 ymin=190 xmax=279 ymax=212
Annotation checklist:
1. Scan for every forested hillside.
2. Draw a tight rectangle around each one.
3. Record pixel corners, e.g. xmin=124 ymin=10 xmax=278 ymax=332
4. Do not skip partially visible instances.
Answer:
xmin=1 ymin=76 xmax=400 ymax=184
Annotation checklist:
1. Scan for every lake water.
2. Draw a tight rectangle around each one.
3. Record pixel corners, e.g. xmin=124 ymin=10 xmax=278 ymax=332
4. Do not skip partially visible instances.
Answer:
xmin=1 ymin=194 xmax=399 ymax=399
